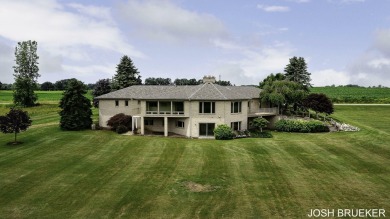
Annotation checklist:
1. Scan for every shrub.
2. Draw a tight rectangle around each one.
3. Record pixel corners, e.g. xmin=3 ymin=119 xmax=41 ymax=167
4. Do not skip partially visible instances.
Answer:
xmin=275 ymin=119 xmax=329 ymax=133
xmin=250 ymin=130 xmax=273 ymax=138
xmin=116 ymin=125 xmax=128 ymax=134
xmin=213 ymin=124 xmax=235 ymax=140
xmin=107 ymin=113 xmax=132 ymax=131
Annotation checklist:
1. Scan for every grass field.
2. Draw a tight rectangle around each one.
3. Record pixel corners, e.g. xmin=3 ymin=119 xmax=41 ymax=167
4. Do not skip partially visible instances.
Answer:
xmin=0 ymin=102 xmax=389 ymax=218
xmin=311 ymin=87 xmax=390 ymax=103
xmin=0 ymin=90 xmax=93 ymax=104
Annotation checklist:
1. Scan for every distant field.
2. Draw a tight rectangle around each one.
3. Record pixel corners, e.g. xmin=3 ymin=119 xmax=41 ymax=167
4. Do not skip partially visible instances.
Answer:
xmin=0 ymin=90 xmax=93 ymax=104
xmin=0 ymin=103 xmax=389 ymax=218
xmin=311 ymin=87 xmax=390 ymax=103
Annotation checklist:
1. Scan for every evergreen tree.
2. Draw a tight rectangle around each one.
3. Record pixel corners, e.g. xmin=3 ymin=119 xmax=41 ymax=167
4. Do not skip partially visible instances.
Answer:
xmin=112 ymin=55 xmax=141 ymax=90
xmin=92 ymin=79 xmax=112 ymax=107
xmin=284 ymin=56 xmax=311 ymax=90
xmin=59 ymin=79 xmax=92 ymax=130
xmin=13 ymin=40 xmax=40 ymax=107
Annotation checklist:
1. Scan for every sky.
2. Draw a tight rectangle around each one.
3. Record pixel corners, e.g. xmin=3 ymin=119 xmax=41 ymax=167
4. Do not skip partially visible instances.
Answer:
xmin=1 ymin=0 xmax=390 ymax=87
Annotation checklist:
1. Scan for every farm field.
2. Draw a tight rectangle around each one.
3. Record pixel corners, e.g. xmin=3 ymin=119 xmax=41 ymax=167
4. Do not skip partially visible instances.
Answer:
xmin=311 ymin=87 xmax=390 ymax=103
xmin=0 ymin=102 xmax=389 ymax=218
xmin=0 ymin=90 xmax=93 ymax=104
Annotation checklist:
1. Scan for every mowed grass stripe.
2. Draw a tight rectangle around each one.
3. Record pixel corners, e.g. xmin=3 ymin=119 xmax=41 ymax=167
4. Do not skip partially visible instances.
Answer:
xmin=0 ymin=105 xmax=389 ymax=218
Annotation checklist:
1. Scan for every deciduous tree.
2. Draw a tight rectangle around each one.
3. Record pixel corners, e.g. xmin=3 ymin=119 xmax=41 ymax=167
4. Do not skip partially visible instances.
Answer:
xmin=92 ymin=79 xmax=111 ymax=107
xmin=259 ymin=73 xmax=285 ymax=88
xmin=303 ymin=93 xmax=334 ymax=118
xmin=40 ymin=81 xmax=55 ymax=91
xmin=13 ymin=40 xmax=40 ymax=106
xmin=250 ymin=117 xmax=269 ymax=132
xmin=144 ymin=77 xmax=172 ymax=85
xmin=0 ymin=108 xmax=32 ymax=144
xmin=59 ymin=79 xmax=92 ymax=130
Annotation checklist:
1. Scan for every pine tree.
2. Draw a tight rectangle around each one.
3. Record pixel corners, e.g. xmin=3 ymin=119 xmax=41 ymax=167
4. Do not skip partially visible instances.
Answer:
xmin=284 ymin=56 xmax=311 ymax=90
xmin=13 ymin=40 xmax=40 ymax=107
xmin=59 ymin=79 xmax=92 ymax=130
xmin=112 ymin=55 xmax=141 ymax=90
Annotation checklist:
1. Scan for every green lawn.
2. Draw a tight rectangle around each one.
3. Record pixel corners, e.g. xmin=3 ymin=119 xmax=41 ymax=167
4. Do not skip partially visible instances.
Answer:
xmin=0 ymin=90 xmax=93 ymax=104
xmin=0 ymin=105 xmax=389 ymax=218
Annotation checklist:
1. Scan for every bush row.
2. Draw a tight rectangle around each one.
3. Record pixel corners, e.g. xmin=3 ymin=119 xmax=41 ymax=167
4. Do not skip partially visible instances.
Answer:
xmin=275 ymin=119 xmax=329 ymax=133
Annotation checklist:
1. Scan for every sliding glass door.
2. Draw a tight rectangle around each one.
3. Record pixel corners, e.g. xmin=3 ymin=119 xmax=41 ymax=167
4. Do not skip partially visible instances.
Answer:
xmin=199 ymin=123 xmax=215 ymax=136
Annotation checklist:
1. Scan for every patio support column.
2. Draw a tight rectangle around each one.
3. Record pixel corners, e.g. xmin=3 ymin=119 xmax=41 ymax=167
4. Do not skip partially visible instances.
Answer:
xmin=141 ymin=116 xmax=145 ymax=135
xmin=164 ymin=117 xmax=168 ymax=137
xmin=132 ymin=117 xmax=134 ymax=133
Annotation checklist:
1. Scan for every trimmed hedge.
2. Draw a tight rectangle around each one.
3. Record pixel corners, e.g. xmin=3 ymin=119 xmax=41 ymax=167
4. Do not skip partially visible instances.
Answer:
xmin=275 ymin=119 xmax=329 ymax=133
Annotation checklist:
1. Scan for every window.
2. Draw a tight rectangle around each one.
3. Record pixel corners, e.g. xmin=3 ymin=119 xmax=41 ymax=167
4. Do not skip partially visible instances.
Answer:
xmin=173 ymin=102 xmax=184 ymax=114
xmin=125 ymin=100 xmax=129 ymax=106
xmin=146 ymin=101 xmax=158 ymax=113
xmin=231 ymin=101 xmax=242 ymax=113
xmin=231 ymin=121 xmax=241 ymax=131
xmin=145 ymin=119 xmax=154 ymax=126
xmin=199 ymin=102 xmax=215 ymax=114
xmin=176 ymin=121 xmax=185 ymax=128
xmin=115 ymin=100 xmax=119 ymax=106
xmin=199 ymin=123 xmax=215 ymax=136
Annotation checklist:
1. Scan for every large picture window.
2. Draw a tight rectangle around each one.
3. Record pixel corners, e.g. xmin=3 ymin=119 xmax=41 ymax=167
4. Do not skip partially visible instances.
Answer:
xmin=231 ymin=101 xmax=242 ymax=113
xmin=199 ymin=102 xmax=215 ymax=114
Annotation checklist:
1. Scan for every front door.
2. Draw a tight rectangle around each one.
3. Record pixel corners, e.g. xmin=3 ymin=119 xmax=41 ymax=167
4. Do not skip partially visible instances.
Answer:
xmin=199 ymin=123 xmax=215 ymax=137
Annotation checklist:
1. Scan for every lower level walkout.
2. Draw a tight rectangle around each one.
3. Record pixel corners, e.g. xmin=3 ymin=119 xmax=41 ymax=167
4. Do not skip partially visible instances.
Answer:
xmin=199 ymin=123 xmax=215 ymax=137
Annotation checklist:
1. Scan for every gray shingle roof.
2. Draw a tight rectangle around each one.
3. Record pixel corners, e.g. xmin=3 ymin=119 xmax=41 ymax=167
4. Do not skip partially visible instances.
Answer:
xmin=96 ymin=83 xmax=261 ymax=100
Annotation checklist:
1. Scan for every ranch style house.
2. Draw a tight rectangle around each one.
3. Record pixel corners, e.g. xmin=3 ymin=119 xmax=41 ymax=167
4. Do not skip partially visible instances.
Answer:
xmin=96 ymin=76 xmax=278 ymax=138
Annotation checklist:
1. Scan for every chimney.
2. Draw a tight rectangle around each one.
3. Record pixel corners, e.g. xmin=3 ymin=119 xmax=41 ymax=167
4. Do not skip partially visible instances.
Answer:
xmin=202 ymin=75 xmax=216 ymax=84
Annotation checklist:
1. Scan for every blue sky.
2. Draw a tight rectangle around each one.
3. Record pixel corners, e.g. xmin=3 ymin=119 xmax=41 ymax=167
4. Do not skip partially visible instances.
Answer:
xmin=1 ymin=0 xmax=389 ymax=86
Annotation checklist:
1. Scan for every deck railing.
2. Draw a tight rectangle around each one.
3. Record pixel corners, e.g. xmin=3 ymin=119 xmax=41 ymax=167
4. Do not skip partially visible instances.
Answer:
xmin=146 ymin=111 xmax=184 ymax=115
xmin=252 ymin=107 xmax=278 ymax=115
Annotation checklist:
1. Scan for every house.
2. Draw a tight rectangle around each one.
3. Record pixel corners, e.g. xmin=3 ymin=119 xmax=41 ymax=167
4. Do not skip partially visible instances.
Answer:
xmin=96 ymin=76 xmax=278 ymax=138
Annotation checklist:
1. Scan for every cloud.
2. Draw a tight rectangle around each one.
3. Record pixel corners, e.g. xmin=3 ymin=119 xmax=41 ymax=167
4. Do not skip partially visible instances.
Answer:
xmin=212 ymin=41 xmax=294 ymax=85
xmin=0 ymin=0 xmax=144 ymax=59
xmin=0 ymin=41 xmax=14 ymax=83
xmin=117 ymin=0 xmax=227 ymax=43
xmin=257 ymin=5 xmax=290 ymax=12
xmin=311 ymin=69 xmax=351 ymax=86
xmin=345 ymin=29 xmax=390 ymax=86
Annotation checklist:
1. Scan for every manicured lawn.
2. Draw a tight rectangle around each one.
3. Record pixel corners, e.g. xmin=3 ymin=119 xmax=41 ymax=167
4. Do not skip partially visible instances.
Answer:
xmin=0 ymin=105 xmax=389 ymax=218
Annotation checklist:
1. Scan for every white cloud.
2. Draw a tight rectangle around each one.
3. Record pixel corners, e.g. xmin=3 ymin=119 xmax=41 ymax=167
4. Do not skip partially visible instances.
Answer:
xmin=0 ymin=0 xmax=144 ymax=59
xmin=346 ymin=28 xmax=390 ymax=86
xmin=212 ymin=41 xmax=294 ymax=85
xmin=257 ymin=5 xmax=290 ymax=12
xmin=311 ymin=69 xmax=351 ymax=86
xmin=117 ymin=0 xmax=226 ymax=43
xmin=0 ymin=41 xmax=14 ymax=83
